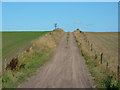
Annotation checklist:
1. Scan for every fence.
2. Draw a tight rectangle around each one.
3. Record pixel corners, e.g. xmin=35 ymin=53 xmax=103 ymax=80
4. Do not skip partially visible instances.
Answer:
xmin=74 ymin=31 xmax=119 ymax=81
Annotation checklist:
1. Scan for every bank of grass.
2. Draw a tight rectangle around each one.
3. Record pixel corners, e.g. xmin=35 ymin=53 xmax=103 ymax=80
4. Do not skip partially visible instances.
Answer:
xmin=2 ymin=50 xmax=52 ymax=88
xmin=73 ymin=30 xmax=119 ymax=88
xmin=67 ymin=32 xmax=70 ymax=44
xmin=2 ymin=31 xmax=49 ymax=65
xmin=2 ymin=28 xmax=65 ymax=88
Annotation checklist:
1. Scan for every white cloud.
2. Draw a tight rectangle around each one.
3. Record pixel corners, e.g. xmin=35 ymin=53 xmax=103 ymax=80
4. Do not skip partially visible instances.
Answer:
xmin=74 ymin=21 xmax=81 ymax=24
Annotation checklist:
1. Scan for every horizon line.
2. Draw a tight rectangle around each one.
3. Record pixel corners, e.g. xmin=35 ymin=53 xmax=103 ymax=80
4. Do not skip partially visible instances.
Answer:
xmin=1 ymin=30 xmax=119 ymax=32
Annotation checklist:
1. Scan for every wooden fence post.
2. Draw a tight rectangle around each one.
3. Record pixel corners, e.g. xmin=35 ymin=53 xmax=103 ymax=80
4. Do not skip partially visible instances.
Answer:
xmin=90 ymin=44 xmax=93 ymax=51
xmin=4 ymin=59 xmax=6 ymax=69
xmin=100 ymin=52 xmax=103 ymax=64
xmin=118 ymin=65 xmax=120 ymax=82
xmin=88 ymin=41 xmax=89 ymax=45
xmin=106 ymin=62 xmax=109 ymax=71
xmin=94 ymin=51 xmax=97 ymax=59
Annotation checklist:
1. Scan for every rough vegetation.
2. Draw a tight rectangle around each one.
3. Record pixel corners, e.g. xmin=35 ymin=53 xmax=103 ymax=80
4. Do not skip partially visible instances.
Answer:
xmin=2 ymin=31 xmax=48 ymax=69
xmin=2 ymin=29 xmax=65 ymax=88
xmin=66 ymin=32 xmax=70 ymax=44
xmin=73 ymin=30 xmax=119 ymax=88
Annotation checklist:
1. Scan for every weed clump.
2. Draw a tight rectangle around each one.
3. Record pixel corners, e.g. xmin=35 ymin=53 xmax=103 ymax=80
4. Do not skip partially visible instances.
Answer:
xmin=6 ymin=57 xmax=18 ymax=70
xmin=67 ymin=32 xmax=70 ymax=44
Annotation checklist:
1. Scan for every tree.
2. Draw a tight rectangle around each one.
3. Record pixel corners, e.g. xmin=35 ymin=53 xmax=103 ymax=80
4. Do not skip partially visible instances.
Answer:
xmin=76 ymin=28 xmax=82 ymax=33
xmin=76 ymin=28 xmax=79 ymax=31
xmin=54 ymin=23 xmax=57 ymax=29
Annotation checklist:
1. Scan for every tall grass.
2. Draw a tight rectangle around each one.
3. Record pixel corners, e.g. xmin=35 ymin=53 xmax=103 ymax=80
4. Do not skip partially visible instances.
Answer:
xmin=73 ymin=30 xmax=119 ymax=88
xmin=66 ymin=32 xmax=70 ymax=44
xmin=2 ymin=29 xmax=65 ymax=88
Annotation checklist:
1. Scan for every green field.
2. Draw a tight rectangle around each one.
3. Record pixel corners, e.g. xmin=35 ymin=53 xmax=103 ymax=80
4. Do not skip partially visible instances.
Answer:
xmin=2 ymin=29 xmax=64 ymax=88
xmin=2 ymin=31 xmax=48 ymax=64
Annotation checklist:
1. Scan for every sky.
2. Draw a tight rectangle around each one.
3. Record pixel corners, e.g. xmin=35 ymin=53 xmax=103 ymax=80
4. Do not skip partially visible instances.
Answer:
xmin=2 ymin=2 xmax=118 ymax=32
xmin=1 ymin=0 xmax=120 ymax=2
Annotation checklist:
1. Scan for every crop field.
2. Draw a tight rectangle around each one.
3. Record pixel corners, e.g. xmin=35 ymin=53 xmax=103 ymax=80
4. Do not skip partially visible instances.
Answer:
xmin=85 ymin=32 xmax=118 ymax=71
xmin=2 ymin=31 xmax=48 ymax=65
xmin=74 ymin=31 xmax=119 ymax=88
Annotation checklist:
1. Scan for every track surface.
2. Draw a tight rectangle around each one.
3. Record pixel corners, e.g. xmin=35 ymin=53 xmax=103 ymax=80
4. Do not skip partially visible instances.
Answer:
xmin=19 ymin=32 xmax=94 ymax=88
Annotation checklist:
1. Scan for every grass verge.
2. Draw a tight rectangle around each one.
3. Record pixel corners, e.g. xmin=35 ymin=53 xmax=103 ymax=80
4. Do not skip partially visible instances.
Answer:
xmin=66 ymin=32 xmax=70 ymax=44
xmin=73 ymin=30 xmax=119 ymax=89
xmin=2 ymin=50 xmax=52 ymax=88
xmin=2 ymin=28 xmax=65 ymax=88
xmin=2 ymin=31 xmax=48 ymax=66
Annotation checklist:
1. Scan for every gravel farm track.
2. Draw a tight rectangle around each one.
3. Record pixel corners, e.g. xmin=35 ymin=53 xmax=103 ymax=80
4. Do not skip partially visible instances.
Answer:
xmin=18 ymin=32 xmax=94 ymax=88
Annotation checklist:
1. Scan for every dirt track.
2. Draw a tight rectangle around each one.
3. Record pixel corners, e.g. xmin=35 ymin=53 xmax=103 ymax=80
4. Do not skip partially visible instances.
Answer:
xmin=18 ymin=32 xmax=94 ymax=88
